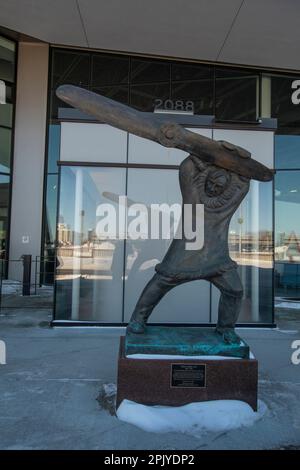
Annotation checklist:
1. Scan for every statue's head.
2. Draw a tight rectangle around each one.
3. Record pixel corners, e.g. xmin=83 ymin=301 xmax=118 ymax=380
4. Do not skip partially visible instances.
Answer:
xmin=205 ymin=169 xmax=231 ymax=197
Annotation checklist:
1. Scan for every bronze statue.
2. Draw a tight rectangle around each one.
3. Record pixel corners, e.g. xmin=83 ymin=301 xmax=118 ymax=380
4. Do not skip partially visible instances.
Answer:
xmin=56 ymin=85 xmax=273 ymax=344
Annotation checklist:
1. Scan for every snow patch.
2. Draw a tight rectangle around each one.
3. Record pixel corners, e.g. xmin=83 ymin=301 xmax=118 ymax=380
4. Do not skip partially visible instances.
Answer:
xmin=117 ymin=399 xmax=267 ymax=435
xmin=126 ymin=352 xmax=255 ymax=360
xmin=275 ymin=301 xmax=300 ymax=310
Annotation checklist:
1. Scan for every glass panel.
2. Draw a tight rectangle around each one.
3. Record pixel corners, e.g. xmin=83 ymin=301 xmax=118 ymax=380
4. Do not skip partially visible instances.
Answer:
xmin=42 ymin=174 xmax=58 ymax=284
xmin=131 ymin=58 xmax=170 ymax=83
xmin=47 ymin=124 xmax=61 ymax=173
xmin=60 ymin=122 xmax=127 ymax=164
xmin=0 ymin=174 xmax=10 ymax=257
xmin=270 ymin=75 xmax=300 ymax=130
xmin=51 ymin=50 xmax=90 ymax=87
xmin=91 ymin=54 xmax=129 ymax=86
xmin=215 ymin=68 xmax=259 ymax=121
xmin=0 ymin=127 xmax=11 ymax=173
xmin=275 ymin=134 xmax=300 ymax=169
xmin=0 ymin=83 xmax=13 ymax=127
xmin=0 ymin=36 xmax=15 ymax=83
xmin=275 ymin=170 xmax=300 ymax=298
xmin=50 ymin=90 xmax=78 ymax=119
xmin=128 ymin=128 xmax=212 ymax=165
xmin=91 ymin=85 xmax=129 ymax=105
xmin=172 ymin=63 xmax=212 ymax=82
xmin=212 ymin=180 xmax=273 ymax=323
xmin=213 ymin=128 xmax=274 ymax=169
xmin=124 ymin=168 xmax=210 ymax=324
xmin=172 ymin=79 xmax=213 ymax=115
xmin=55 ymin=166 xmax=126 ymax=322
xmin=130 ymin=82 xmax=170 ymax=112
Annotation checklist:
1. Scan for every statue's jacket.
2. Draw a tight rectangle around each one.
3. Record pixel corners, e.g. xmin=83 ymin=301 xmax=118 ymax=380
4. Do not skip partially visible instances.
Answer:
xmin=155 ymin=154 xmax=250 ymax=281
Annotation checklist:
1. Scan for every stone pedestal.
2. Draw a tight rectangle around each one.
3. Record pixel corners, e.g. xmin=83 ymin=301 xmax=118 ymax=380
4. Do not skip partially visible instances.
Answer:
xmin=116 ymin=336 xmax=258 ymax=411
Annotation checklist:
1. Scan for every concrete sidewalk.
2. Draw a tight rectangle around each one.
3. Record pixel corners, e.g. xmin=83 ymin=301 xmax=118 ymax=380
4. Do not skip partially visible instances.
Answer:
xmin=0 ymin=308 xmax=300 ymax=450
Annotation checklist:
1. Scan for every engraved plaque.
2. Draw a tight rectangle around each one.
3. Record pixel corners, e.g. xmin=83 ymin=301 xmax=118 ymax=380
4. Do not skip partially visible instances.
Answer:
xmin=171 ymin=364 xmax=206 ymax=388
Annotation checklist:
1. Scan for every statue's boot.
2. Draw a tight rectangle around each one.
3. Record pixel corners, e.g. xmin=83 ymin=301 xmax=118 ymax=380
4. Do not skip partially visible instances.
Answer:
xmin=215 ymin=327 xmax=241 ymax=344
xmin=126 ymin=273 xmax=178 ymax=334
xmin=126 ymin=309 xmax=151 ymax=334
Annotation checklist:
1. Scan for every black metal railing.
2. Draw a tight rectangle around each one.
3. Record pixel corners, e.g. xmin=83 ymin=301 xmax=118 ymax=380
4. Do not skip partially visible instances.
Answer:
xmin=0 ymin=255 xmax=55 ymax=310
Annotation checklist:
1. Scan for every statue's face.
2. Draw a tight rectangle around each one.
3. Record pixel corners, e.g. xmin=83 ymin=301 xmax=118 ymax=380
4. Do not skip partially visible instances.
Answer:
xmin=205 ymin=170 xmax=230 ymax=197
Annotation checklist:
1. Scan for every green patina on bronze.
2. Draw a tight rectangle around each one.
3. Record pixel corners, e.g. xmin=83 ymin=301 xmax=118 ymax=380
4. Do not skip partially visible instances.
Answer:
xmin=125 ymin=326 xmax=250 ymax=359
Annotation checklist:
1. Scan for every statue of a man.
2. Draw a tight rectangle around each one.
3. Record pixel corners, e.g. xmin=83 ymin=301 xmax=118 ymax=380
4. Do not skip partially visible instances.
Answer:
xmin=55 ymin=85 xmax=273 ymax=344
xmin=127 ymin=150 xmax=250 ymax=344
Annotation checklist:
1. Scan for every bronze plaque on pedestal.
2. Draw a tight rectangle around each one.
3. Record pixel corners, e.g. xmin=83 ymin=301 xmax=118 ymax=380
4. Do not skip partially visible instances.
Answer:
xmin=171 ymin=364 xmax=206 ymax=388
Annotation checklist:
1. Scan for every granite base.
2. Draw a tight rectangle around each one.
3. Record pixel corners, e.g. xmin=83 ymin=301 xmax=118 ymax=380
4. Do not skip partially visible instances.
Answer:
xmin=117 ymin=337 xmax=258 ymax=411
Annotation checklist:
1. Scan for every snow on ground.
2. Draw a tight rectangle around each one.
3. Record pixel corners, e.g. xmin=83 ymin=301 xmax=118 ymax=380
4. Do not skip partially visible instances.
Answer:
xmin=275 ymin=298 xmax=300 ymax=310
xmin=117 ymin=399 xmax=267 ymax=436
xmin=0 ymin=280 xmax=22 ymax=295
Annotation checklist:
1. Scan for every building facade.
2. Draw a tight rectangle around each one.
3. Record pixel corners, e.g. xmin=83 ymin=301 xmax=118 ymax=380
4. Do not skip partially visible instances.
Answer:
xmin=1 ymin=2 xmax=300 ymax=326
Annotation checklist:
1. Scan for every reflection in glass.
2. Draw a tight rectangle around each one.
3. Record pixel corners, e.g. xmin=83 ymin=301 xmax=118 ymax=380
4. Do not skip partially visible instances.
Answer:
xmin=212 ymin=180 xmax=273 ymax=323
xmin=92 ymin=85 xmax=129 ymax=106
xmin=0 ymin=83 xmax=13 ymax=127
xmin=55 ymin=166 xmax=126 ymax=321
xmin=0 ymin=36 xmax=15 ymax=83
xmin=124 ymin=168 xmax=210 ymax=324
xmin=275 ymin=134 xmax=300 ymax=169
xmin=42 ymin=174 xmax=58 ymax=284
xmin=275 ymin=170 xmax=300 ymax=298
xmin=172 ymin=63 xmax=212 ymax=82
xmin=0 ymin=174 xmax=9 ymax=256
xmin=0 ymin=127 xmax=11 ymax=173
xmin=172 ymin=79 xmax=213 ymax=115
xmin=215 ymin=68 xmax=259 ymax=121
xmin=130 ymin=82 xmax=170 ymax=112
xmin=227 ymin=181 xmax=273 ymax=322
xmin=50 ymin=89 xmax=76 ymax=120
xmin=131 ymin=59 xmax=170 ymax=83
xmin=91 ymin=54 xmax=129 ymax=86
xmin=51 ymin=50 xmax=90 ymax=87
xmin=271 ymin=75 xmax=300 ymax=130
xmin=47 ymin=124 xmax=61 ymax=173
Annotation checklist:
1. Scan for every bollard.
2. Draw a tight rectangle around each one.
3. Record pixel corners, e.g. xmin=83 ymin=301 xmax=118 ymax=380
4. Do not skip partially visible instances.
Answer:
xmin=22 ymin=254 xmax=32 ymax=296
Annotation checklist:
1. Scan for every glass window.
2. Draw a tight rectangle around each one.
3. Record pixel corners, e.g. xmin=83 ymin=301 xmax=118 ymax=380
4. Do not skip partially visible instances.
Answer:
xmin=172 ymin=63 xmax=212 ymax=82
xmin=212 ymin=180 xmax=273 ymax=323
xmin=270 ymin=75 xmax=300 ymax=130
xmin=60 ymin=122 xmax=128 ymax=164
xmin=91 ymin=85 xmax=129 ymax=106
xmin=0 ymin=174 xmax=10 ymax=257
xmin=275 ymin=135 xmax=300 ymax=169
xmin=275 ymin=170 xmax=300 ymax=298
xmin=0 ymin=83 xmax=13 ymax=127
xmin=0 ymin=127 xmax=11 ymax=173
xmin=91 ymin=54 xmax=129 ymax=86
xmin=47 ymin=124 xmax=61 ymax=173
xmin=0 ymin=36 xmax=15 ymax=83
xmin=130 ymin=82 xmax=170 ymax=112
xmin=55 ymin=166 xmax=126 ymax=322
xmin=42 ymin=174 xmax=58 ymax=284
xmin=124 ymin=168 xmax=211 ymax=324
xmin=215 ymin=68 xmax=259 ymax=122
xmin=51 ymin=50 xmax=90 ymax=88
xmin=50 ymin=89 xmax=73 ymax=120
xmin=172 ymin=79 xmax=213 ymax=115
xmin=131 ymin=58 xmax=170 ymax=84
